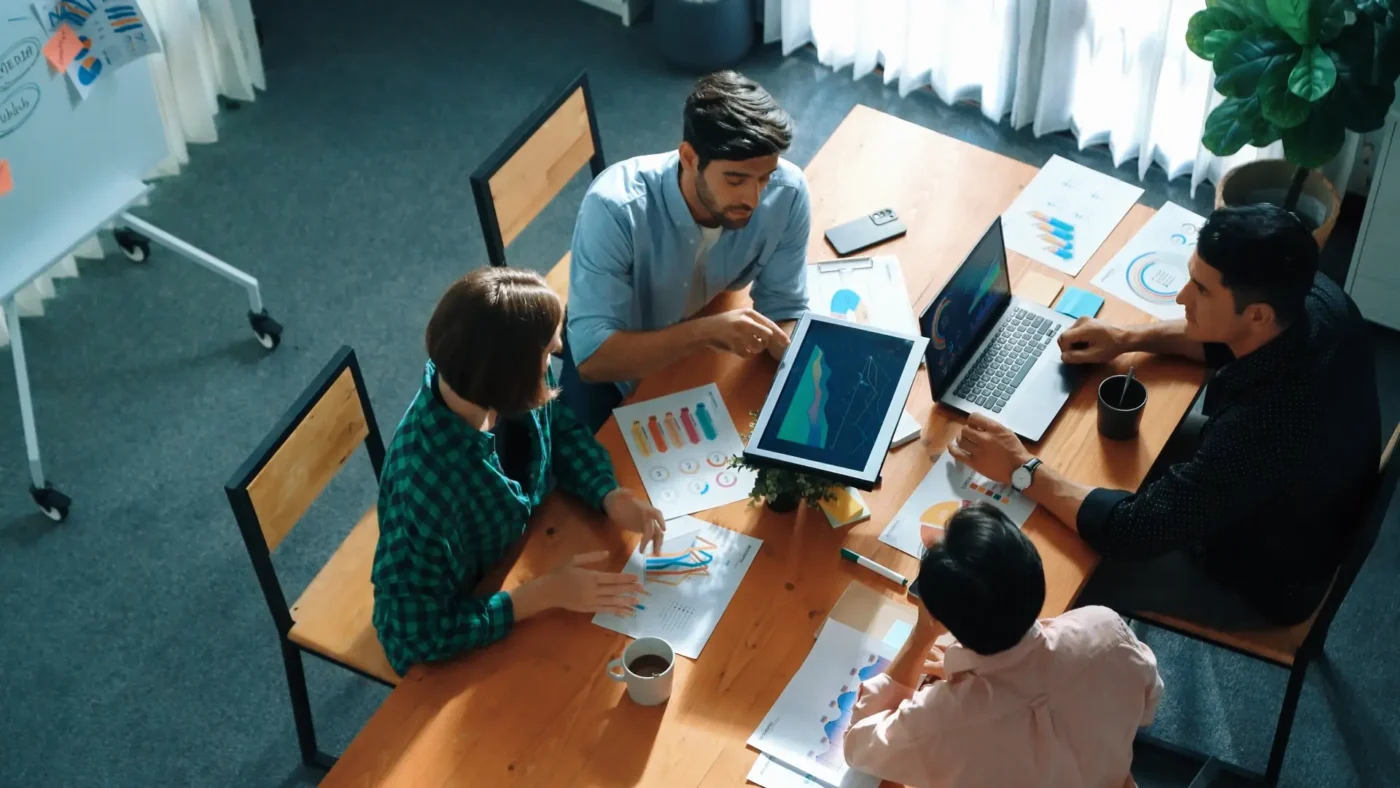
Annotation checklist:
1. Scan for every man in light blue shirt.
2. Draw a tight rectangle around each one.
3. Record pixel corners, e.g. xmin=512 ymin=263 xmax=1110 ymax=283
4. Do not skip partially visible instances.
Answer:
xmin=560 ymin=71 xmax=811 ymax=431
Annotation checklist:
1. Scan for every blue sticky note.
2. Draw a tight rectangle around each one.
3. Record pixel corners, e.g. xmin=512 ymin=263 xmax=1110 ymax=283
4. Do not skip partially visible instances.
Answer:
xmin=883 ymin=619 xmax=914 ymax=649
xmin=1055 ymin=286 xmax=1104 ymax=319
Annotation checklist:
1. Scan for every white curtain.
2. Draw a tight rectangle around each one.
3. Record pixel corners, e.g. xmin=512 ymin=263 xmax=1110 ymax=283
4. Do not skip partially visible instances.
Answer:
xmin=1 ymin=0 xmax=263 ymax=345
xmin=773 ymin=0 xmax=1362 ymax=200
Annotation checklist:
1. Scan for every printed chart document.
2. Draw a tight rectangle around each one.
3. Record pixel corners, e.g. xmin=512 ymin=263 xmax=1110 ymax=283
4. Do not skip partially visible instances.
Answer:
xmin=614 ymin=383 xmax=756 ymax=519
xmin=1002 ymin=155 xmax=1143 ymax=276
xmin=748 ymin=620 xmax=895 ymax=788
xmin=805 ymin=256 xmax=918 ymax=337
xmin=1091 ymin=201 xmax=1203 ymax=320
xmin=592 ymin=516 xmax=760 ymax=659
xmin=33 ymin=0 xmax=161 ymax=98
xmin=880 ymin=453 xmax=1036 ymax=558
xmin=747 ymin=754 xmax=878 ymax=788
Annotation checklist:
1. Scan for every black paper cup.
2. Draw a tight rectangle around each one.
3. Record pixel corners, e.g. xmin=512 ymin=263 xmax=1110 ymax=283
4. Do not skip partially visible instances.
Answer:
xmin=1098 ymin=375 xmax=1147 ymax=441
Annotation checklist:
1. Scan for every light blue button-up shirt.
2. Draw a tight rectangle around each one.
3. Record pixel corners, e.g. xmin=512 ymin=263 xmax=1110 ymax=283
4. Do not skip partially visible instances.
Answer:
xmin=567 ymin=151 xmax=811 ymax=394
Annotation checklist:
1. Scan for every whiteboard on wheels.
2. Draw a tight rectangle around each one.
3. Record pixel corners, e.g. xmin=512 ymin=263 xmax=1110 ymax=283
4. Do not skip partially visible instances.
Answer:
xmin=0 ymin=0 xmax=166 ymax=302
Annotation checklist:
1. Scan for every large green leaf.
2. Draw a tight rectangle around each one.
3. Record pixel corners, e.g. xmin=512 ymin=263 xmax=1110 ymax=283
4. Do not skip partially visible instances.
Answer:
xmin=1260 ymin=54 xmax=1312 ymax=126
xmin=1268 ymin=0 xmax=1313 ymax=44
xmin=1312 ymin=0 xmax=1354 ymax=42
xmin=1289 ymin=44 xmax=1339 ymax=98
xmin=1214 ymin=27 xmax=1302 ymax=97
xmin=1188 ymin=9 xmax=1248 ymax=58
xmin=1250 ymin=123 xmax=1284 ymax=147
xmin=1204 ymin=96 xmax=1272 ymax=155
xmin=1209 ymin=0 xmax=1276 ymax=24
xmin=1281 ymin=100 xmax=1348 ymax=166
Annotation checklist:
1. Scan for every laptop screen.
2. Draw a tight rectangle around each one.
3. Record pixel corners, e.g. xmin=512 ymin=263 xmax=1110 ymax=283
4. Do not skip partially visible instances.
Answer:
xmin=920 ymin=218 xmax=1013 ymax=399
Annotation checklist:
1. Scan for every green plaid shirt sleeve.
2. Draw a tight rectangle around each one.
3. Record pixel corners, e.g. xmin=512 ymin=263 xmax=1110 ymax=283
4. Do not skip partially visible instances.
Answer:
xmin=546 ymin=388 xmax=618 ymax=509
xmin=372 ymin=491 xmax=514 ymax=676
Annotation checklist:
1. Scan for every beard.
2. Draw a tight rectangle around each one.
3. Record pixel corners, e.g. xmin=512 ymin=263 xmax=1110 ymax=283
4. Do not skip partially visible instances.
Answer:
xmin=695 ymin=174 xmax=754 ymax=230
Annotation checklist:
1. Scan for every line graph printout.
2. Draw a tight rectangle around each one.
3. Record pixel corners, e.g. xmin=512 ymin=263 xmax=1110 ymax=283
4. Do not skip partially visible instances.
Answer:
xmin=614 ymin=383 xmax=756 ymax=519
xmin=592 ymin=516 xmax=761 ymax=659
xmin=1090 ymin=201 xmax=1201 ymax=320
xmin=749 ymin=620 xmax=894 ymax=787
xmin=879 ymin=452 xmax=1036 ymax=558
xmin=1002 ymin=155 xmax=1143 ymax=276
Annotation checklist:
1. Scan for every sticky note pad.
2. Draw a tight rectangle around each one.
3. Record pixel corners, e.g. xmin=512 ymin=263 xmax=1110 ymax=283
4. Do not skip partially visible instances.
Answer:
xmin=0 ymin=160 xmax=11 ymax=198
xmin=819 ymin=486 xmax=870 ymax=528
xmin=1055 ymin=286 xmax=1104 ymax=319
xmin=1017 ymin=270 xmax=1064 ymax=308
xmin=883 ymin=619 xmax=914 ymax=649
xmin=44 ymin=24 xmax=81 ymax=72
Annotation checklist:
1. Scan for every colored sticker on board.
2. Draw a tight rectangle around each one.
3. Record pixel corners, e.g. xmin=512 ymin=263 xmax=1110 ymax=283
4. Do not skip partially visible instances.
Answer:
xmin=42 ymin=22 xmax=81 ymax=71
xmin=0 ymin=160 xmax=12 ymax=198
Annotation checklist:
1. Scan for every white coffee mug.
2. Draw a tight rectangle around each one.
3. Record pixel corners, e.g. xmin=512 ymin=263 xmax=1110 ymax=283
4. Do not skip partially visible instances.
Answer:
xmin=606 ymin=636 xmax=675 ymax=706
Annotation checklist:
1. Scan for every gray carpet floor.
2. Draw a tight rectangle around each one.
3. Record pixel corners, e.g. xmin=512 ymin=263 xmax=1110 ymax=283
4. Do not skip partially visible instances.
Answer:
xmin=1 ymin=1 xmax=1397 ymax=785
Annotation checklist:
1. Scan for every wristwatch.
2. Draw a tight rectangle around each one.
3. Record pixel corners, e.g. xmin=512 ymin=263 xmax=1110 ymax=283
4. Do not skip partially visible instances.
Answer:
xmin=1011 ymin=458 xmax=1042 ymax=492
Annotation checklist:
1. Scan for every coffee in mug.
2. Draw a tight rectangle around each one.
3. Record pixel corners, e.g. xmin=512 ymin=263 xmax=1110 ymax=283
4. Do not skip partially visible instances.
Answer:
xmin=627 ymin=654 xmax=671 ymax=678
xmin=606 ymin=636 xmax=675 ymax=706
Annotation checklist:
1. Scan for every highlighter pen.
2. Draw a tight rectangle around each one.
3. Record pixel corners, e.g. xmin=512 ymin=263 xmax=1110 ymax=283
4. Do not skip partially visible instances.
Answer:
xmin=840 ymin=548 xmax=909 ymax=587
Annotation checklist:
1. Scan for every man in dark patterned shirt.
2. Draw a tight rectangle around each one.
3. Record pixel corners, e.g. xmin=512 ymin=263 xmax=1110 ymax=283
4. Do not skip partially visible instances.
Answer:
xmin=944 ymin=204 xmax=1381 ymax=629
xmin=372 ymin=268 xmax=666 ymax=676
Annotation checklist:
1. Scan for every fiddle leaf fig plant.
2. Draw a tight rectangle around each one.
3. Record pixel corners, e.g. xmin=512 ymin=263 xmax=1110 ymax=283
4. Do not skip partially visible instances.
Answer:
xmin=1188 ymin=0 xmax=1400 ymax=208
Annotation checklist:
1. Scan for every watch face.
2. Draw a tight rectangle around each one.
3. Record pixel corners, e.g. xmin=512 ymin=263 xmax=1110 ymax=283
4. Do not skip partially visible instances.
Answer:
xmin=1012 ymin=467 xmax=1031 ymax=490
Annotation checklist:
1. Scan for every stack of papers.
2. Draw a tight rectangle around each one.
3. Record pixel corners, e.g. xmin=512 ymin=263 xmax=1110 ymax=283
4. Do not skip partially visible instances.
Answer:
xmin=1002 ymin=156 xmax=1143 ymax=276
xmin=747 ymin=621 xmax=896 ymax=788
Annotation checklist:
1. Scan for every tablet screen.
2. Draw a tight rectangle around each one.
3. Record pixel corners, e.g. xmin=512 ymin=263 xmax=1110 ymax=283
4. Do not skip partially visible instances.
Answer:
xmin=755 ymin=319 xmax=917 ymax=473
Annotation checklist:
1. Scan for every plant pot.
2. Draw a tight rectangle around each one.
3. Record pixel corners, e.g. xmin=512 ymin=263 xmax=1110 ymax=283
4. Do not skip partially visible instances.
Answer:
xmin=765 ymin=491 xmax=801 ymax=513
xmin=1214 ymin=159 xmax=1340 ymax=248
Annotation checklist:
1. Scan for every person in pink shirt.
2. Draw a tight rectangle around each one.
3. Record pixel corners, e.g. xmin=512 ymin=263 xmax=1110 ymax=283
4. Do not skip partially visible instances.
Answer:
xmin=844 ymin=503 xmax=1164 ymax=788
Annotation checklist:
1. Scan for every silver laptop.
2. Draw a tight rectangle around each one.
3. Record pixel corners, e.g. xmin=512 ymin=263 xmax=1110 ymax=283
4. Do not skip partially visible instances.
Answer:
xmin=919 ymin=217 xmax=1076 ymax=442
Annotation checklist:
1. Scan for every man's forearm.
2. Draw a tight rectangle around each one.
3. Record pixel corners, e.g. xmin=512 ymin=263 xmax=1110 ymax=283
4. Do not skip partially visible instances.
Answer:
xmin=577 ymin=321 xmax=711 ymax=383
xmin=1120 ymin=320 xmax=1205 ymax=363
xmin=1025 ymin=463 xmax=1093 ymax=533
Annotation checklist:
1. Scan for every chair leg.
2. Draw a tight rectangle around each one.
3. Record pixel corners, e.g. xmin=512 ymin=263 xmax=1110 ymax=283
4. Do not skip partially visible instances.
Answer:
xmin=280 ymin=641 xmax=322 ymax=768
xmin=1265 ymin=661 xmax=1309 ymax=786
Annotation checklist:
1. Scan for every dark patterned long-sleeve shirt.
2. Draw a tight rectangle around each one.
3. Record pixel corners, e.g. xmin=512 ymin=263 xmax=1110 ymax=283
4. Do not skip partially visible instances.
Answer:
xmin=1076 ymin=273 xmax=1381 ymax=623
xmin=371 ymin=362 xmax=618 ymax=675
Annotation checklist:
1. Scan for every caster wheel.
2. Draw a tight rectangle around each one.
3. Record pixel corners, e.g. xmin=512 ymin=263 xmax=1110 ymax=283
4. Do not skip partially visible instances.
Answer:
xmin=30 ymin=484 xmax=71 ymax=522
xmin=249 ymin=310 xmax=283 ymax=350
xmin=115 ymin=228 xmax=152 ymax=263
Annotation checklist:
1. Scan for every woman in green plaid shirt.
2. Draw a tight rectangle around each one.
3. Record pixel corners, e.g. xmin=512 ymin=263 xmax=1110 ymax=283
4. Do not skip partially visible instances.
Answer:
xmin=371 ymin=268 xmax=667 ymax=676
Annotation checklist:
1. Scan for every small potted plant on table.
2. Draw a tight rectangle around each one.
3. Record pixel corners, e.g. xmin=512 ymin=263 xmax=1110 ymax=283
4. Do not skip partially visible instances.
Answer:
xmin=730 ymin=412 xmax=838 ymax=513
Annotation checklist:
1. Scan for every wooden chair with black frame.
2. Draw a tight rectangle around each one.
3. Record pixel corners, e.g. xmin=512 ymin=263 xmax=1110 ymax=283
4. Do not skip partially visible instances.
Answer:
xmin=470 ymin=70 xmax=606 ymax=304
xmin=224 ymin=346 xmax=397 ymax=770
xmin=1134 ymin=422 xmax=1400 ymax=787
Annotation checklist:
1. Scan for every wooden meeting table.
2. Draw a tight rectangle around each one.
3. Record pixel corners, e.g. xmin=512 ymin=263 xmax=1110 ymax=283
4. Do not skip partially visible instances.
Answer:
xmin=320 ymin=105 xmax=1205 ymax=788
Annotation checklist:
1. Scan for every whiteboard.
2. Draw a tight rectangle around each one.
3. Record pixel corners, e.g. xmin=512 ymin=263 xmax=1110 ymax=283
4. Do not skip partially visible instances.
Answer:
xmin=0 ymin=0 xmax=166 ymax=302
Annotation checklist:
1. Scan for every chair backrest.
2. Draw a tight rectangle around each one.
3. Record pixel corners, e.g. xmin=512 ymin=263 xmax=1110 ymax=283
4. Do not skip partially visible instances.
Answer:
xmin=224 ymin=346 xmax=386 ymax=633
xmin=1303 ymin=423 xmax=1400 ymax=657
xmin=470 ymin=71 xmax=605 ymax=268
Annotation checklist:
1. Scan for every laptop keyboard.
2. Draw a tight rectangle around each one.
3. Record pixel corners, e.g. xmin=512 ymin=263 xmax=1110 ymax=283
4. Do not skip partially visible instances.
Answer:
xmin=954 ymin=308 xmax=1060 ymax=413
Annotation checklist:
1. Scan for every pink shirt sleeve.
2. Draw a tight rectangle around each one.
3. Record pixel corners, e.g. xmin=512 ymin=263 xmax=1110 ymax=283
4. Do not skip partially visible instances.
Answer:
xmin=843 ymin=674 xmax=946 ymax=786
xmin=1107 ymin=614 xmax=1164 ymax=727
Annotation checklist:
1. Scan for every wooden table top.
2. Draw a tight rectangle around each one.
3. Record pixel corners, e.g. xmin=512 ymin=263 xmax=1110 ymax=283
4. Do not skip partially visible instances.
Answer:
xmin=321 ymin=105 xmax=1205 ymax=788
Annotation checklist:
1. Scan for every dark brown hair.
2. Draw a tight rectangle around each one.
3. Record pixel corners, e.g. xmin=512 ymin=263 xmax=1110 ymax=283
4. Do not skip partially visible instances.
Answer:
xmin=683 ymin=70 xmax=793 ymax=169
xmin=426 ymin=267 xmax=562 ymax=415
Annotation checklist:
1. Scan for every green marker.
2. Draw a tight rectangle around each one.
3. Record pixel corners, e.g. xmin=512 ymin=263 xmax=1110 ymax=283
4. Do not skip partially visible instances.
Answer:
xmin=840 ymin=548 xmax=909 ymax=587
